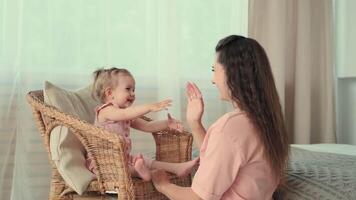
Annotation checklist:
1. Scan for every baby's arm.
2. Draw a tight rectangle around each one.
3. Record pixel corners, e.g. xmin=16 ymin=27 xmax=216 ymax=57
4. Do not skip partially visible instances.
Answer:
xmin=99 ymin=100 xmax=172 ymax=121
xmin=131 ymin=118 xmax=169 ymax=133
xmin=131 ymin=114 xmax=183 ymax=133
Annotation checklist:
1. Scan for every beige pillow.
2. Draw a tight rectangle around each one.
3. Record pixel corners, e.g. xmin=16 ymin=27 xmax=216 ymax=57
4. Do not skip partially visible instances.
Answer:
xmin=44 ymin=81 xmax=99 ymax=195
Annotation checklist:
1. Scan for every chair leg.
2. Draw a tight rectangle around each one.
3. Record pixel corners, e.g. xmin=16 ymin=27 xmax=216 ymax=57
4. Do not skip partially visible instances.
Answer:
xmin=49 ymin=185 xmax=73 ymax=200
xmin=48 ymin=178 xmax=73 ymax=200
xmin=49 ymin=194 xmax=73 ymax=200
xmin=47 ymin=168 xmax=74 ymax=200
xmin=72 ymin=193 xmax=114 ymax=200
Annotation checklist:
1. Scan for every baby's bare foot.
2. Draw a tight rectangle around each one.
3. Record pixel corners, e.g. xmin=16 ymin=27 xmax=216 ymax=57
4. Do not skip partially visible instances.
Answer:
xmin=134 ymin=158 xmax=151 ymax=181
xmin=175 ymin=157 xmax=200 ymax=177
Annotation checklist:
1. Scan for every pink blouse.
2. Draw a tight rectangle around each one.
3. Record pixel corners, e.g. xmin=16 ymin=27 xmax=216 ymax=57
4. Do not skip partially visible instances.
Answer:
xmin=191 ymin=108 xmax=278 ymax=200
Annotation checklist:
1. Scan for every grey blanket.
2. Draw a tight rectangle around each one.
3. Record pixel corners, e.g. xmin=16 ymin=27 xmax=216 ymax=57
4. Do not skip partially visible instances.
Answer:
xmin=275 ymin=147 xmax=356 ymax=200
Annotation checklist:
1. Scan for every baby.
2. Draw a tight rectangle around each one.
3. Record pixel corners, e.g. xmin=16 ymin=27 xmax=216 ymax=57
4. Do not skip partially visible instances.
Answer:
xmin=87 ymin=67 xmax=198 ymax=181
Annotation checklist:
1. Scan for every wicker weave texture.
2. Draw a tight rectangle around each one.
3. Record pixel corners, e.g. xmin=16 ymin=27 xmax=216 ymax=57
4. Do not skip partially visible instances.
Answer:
xmin=26 ymin=90 xmax=193 ymax=200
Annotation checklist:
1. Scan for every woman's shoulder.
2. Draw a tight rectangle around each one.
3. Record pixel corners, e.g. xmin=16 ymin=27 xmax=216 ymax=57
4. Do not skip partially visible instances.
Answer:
xmin=214 ymin=110 xmax=260 ymax=142
xmin=216 ymin=109 xmax=247 ymax=128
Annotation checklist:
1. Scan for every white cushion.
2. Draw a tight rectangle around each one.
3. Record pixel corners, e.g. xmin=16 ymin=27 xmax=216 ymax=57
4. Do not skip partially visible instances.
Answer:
xmin=44 ymin=81 xmax=99 ymax=195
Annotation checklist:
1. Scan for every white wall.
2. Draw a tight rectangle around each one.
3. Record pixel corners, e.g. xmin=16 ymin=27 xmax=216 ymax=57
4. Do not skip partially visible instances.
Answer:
xmin=337 ymin=78 xmax=356 ymax=144
xmin=335 ymin=0 xmax=356 ymax=144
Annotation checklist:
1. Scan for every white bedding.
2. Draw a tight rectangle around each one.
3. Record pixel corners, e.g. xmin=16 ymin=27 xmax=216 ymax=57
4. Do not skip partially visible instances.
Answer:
xmin=291 ymin=143 xmax=356 ymax=156
xmin=275 ymin=145 xmax=356 ymax=199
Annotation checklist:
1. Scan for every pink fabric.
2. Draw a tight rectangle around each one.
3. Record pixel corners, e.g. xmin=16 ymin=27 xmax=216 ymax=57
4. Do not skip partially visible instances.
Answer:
xmin=94 ymin=103 xmax=132 ymax=153
xmin=191 ymin=108 xmax=278 ymax=200
xmin=86 ymin=103 xmax=153 ymax=173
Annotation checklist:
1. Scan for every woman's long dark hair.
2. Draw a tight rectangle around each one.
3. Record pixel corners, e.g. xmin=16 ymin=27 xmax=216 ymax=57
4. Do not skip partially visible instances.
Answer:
xmin=216 ymin=35 xmax=289 ymax=178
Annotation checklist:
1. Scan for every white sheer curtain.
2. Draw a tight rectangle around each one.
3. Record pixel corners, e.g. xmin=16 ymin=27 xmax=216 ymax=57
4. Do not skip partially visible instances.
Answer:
xmin=0 ymin=0 xmax=248 ymax=199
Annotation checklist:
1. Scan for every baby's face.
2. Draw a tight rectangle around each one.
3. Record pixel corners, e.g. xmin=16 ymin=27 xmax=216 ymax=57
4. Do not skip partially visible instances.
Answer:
xmin=111 ymin=74 xmax=136 ymax=108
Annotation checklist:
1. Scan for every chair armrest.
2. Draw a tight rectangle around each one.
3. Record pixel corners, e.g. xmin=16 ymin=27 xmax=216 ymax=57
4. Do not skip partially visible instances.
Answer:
xmin=45 ymin=118 xmax=135 ymax=196
xmin=30 ymin=95 xmax=134 ymax=195
xmin=153 ymin=130 xmax=193 ymax=163
xmin=139 ymin=116 xmax=193 ymax=163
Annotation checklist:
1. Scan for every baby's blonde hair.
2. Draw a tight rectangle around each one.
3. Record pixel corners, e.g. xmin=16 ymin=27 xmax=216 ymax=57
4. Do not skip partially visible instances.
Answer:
xmin=92 ymin=67 xmax=133 ymax=103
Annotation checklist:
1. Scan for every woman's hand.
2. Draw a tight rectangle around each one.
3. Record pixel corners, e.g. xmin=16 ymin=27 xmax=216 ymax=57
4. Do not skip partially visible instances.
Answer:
xmin=152 ymin=169 xmax=203 ymax=200
xmin=167 ymin=113 xmax=184 ymax=132
xmin=152 ymin=169 xmax=171 ymax=193
xmin=149 ymin=99 xmax=172 ymax=112
xmin=186 ymin=82 xmax=204 ymax=125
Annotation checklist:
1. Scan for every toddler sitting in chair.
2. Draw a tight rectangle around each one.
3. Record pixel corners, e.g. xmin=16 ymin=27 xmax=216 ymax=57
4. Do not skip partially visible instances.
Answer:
xmin=86 ymin=67 xmax=198 ymax=181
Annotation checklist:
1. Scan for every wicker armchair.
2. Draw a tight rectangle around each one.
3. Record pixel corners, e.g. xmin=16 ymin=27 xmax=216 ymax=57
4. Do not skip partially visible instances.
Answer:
xmin=26 ymin=90 xmax=193 ymax=200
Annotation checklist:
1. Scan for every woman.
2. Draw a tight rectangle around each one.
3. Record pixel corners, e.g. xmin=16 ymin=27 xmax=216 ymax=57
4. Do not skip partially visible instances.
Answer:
xmin=152 ymin=35 xmax=289 ymax=200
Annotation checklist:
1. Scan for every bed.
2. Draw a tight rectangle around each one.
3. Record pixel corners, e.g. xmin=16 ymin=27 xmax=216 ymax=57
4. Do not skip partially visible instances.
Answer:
xmin=275 ymin=144 xmax=356 ymax=200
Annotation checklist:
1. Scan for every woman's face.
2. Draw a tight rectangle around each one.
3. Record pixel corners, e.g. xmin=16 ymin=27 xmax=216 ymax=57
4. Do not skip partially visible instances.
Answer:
xmin=212 ymin=54 xmax=231 ymax=101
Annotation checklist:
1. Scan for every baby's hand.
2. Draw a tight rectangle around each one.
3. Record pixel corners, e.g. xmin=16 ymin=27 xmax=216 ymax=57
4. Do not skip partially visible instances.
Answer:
xmin=150 ymin=99 xmax=172 ymax=112
xmin=167 ymin=113 xmax=184 ymax=132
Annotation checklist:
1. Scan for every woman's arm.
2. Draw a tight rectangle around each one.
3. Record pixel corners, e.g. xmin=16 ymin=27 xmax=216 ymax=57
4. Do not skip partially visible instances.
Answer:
xmin=159 ymin=184 xmax=202 ymax=200
xmin=188 ymin=121 xmax=206 ymax=149
xmin=99 ymin=100 xmax=171 ymax=121
xmin=186 ymin=82 xmax=206 ymax=148
xmin=152 ymin=170 xmax=202 ymax=200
